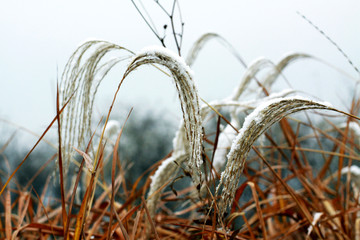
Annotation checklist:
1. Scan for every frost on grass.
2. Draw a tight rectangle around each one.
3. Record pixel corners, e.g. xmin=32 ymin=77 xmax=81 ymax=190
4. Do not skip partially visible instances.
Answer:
xmin=155 ymin=89 xmax=296 ymax=195
xmin=137 ymin=45 xmax=195 ymax=79
xmin=146 ymin=89 xmax=297 ymax=217
xmin=338 ymin=121 xmax=360 ymax=141
xmin=212 ymin=119 xmax=239 ymax=173
xmin=307 ymin=212 xmax=323 ymax=236
xmin=341 ymin=165 xmax=360 ymax=177
xmin=341 ymin=165 xmax=360 ymax=195
xmin=60 ymin=42 xmax=203 ymax=220
xmin=60 ymin=42 xmax=203 ymax=185
xmin=215 ymin=96 xmax=335 ymax=217
xmin=59 ymin=40 xmax=134 ymax=171
xmin=147 ymin=154 xmax=188 ymax=218
xmin=146 ymin=123 xmax=189 ymax=218
xmin=124 ymin=46 xmax=203 ymax=187
xmin=209 ymin=89 xmax=295 ymax=173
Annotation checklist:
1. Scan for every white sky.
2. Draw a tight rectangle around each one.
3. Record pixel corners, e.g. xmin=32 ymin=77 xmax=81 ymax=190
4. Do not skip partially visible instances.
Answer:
xmin=0 ymin=0 xmax=359 ymax=137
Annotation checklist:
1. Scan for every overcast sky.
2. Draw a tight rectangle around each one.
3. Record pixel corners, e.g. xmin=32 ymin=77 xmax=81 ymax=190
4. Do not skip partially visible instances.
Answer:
xmin=1 ymin=0 xmax=359 ymax=139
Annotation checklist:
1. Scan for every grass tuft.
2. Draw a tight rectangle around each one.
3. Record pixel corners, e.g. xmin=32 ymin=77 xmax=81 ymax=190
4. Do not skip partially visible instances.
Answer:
xmin=1 ymin=31 xmax=360 ymax=239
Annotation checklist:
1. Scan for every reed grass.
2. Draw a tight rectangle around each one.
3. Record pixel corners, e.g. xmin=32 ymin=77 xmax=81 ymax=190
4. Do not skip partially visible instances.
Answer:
xmin=1 ymin=30 xmax=360 ymax=239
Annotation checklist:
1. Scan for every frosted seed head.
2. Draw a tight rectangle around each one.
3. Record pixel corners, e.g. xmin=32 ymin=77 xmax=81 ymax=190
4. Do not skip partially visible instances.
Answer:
xmin=216 ymin=96 xmax=335 ymax=218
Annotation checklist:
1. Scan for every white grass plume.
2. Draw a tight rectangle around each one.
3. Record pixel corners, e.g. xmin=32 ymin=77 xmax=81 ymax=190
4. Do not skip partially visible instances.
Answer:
xmin=147 ymin=154 xmax=188 ymax=218
xmin=230 ymin=57 xmax=273 ymax=100
xmin=146 ymin=123 xmax=188 ymax=218
xmin=146 ymin=89 xmax=296 ymax=218
xmin=59 ymin=40 xmax=134 ymax=169
xmin=211 ymin=89 xmax=295 ymax=173
xmin=215 ymin=96 xmax=335 ymax=217
xmin=60 ymin=42 xmax=204 ymax=220
xmin=307 ymin=212 xmax=323 ymax=236
xmin=123 ymin=46 xmax=204 ymax=187
xmin=145 ymin=38 xmax=299 ymax=218
xmin=186 ymin=33 xmax=247 ymax=68
xmin=212 ymin=119 xmax=239 ymax=172
xmin=338 ymin=121 xmax=360 ymax=140
xmin=341 ymin=165 xmax=360 ymax=191
xmin=262 ymin=53 xmax=312 ymax=89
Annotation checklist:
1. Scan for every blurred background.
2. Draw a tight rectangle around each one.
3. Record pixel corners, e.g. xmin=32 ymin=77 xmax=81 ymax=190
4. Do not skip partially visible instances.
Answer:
xmin=1 ymin=0 xmax=359 ymax=135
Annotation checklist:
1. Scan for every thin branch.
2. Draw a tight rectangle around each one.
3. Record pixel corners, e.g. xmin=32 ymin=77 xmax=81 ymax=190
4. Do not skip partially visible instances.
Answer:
xmin=169 ymin=0 xmax=182 ymax=55
xmin=171 ymin=0 xmax=176 ymax=16
xmin=131 ymin=0 xmax=166 ymax=47
xmin=139 ymin=0 xmax=159 ymax=35
xmin=177 ymin=0 xmax=184 ymax=49
xmin=297 ymin=11 xmax=360 ymax=76
xmin=154 ymin=0 xmax=171 ymax=17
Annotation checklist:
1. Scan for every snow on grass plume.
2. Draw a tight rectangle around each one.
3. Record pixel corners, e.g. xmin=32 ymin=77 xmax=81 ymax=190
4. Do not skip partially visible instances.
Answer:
xmin=146 ymin=89 xmax=297 ymax=218
xmin=211 ymin=89 xmax=295 ymax=173
xmin=60 ymin=42 xmax=204 ymax=220
xmin=146 ymin=124 xmax=189 ymax=218
xmin=124 ymin=46 xmax=204 ymax=187
xmin=338 ymin=121 xmax=360 ymax=142
xmin=341 ymin=165 xmax=360 ymax=202
xmin=307 ymin=212 xmax=324 ymax=236
xmin=60 ymin=40 xmax=134 ymax=170
xmin=215 ymin=96 xmax=335 ymax=217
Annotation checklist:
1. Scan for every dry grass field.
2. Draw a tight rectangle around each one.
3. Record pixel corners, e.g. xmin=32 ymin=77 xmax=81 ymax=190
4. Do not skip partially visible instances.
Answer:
xmin=1 ymin=2 xmax=360 ymax=239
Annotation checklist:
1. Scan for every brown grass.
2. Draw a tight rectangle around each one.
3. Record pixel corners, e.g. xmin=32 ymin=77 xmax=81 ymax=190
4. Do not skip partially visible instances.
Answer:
xmin=1 ymin=33 xmax=360 ymax=239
